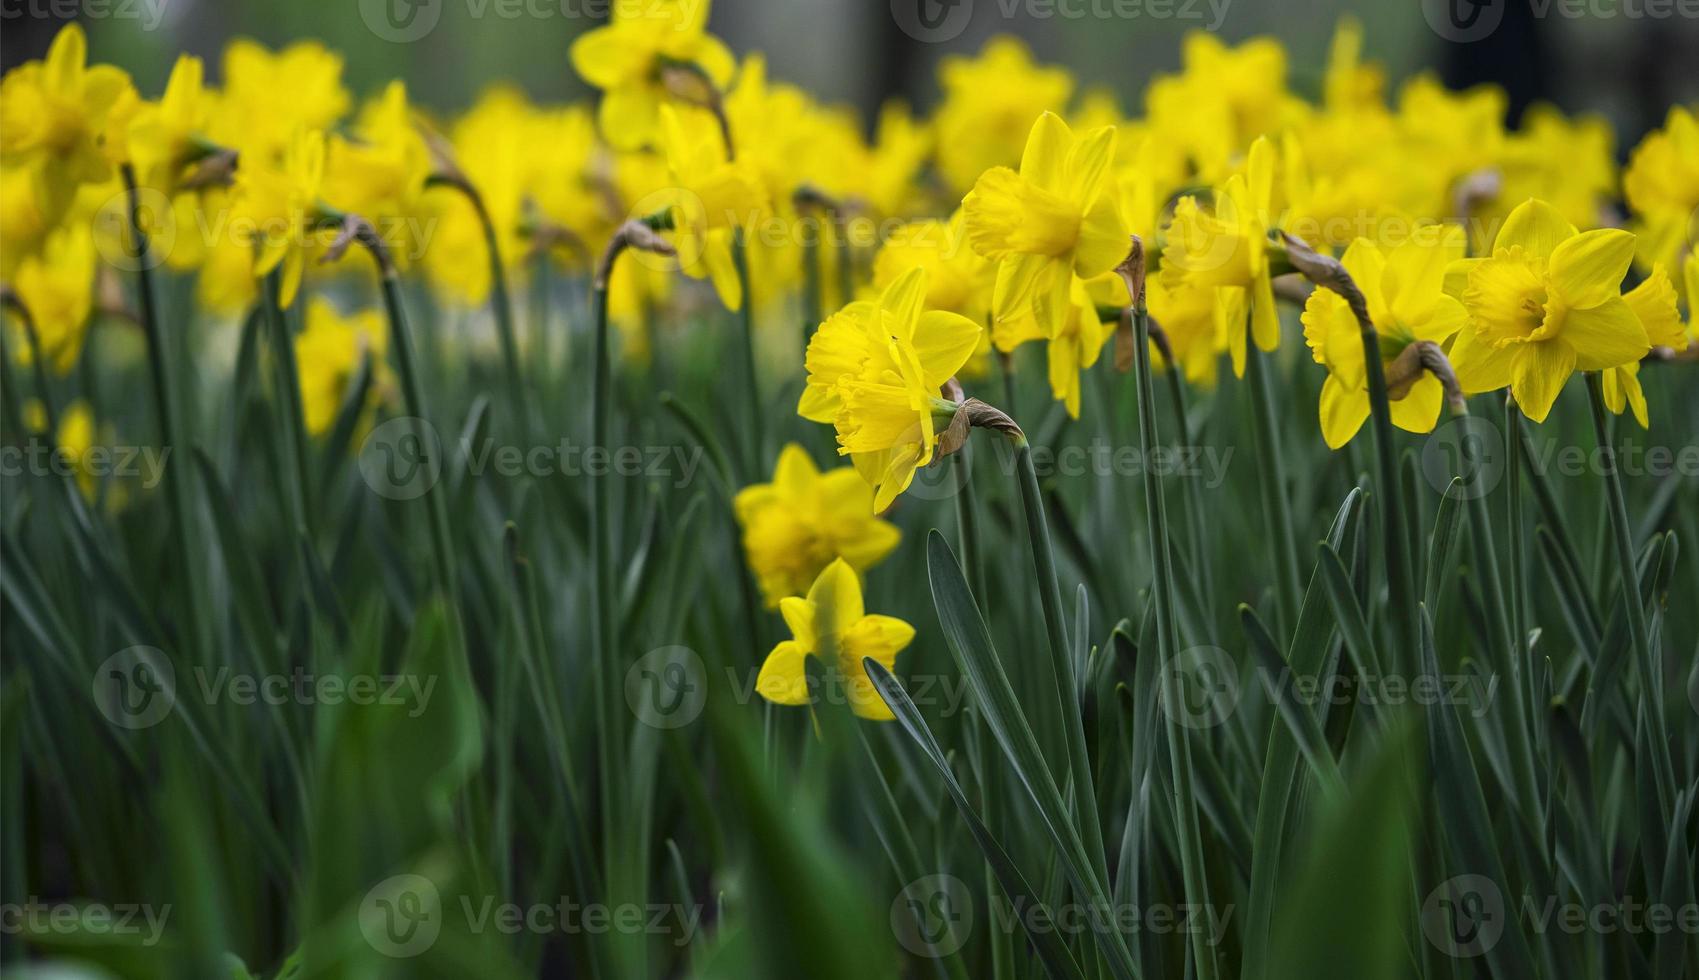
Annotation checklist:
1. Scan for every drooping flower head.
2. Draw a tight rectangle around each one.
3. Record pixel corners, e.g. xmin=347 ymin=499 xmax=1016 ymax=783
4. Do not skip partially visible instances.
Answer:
xmin=229 ymin=127 xmax=328 ymax=309
xmin=755 ymin=558 xmax=915 ymax=721
xmin=570 ymin=0 xmax=734 ymax=151
xmin=653 ymin=104 xmax=765 ymax=310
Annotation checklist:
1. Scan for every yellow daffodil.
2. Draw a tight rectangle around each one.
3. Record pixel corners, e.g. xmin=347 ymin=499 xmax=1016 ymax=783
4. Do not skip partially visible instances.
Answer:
xmin=1148 ymin=278 xmax=1223 ymax=388
xmin=229 ymin=127 xmax=328 ymax=309
xmin=6 ymin=224 xmax=96 ymax=375
xmin=126 ymin=55 xmax=214 ymax=197
xmin=0 ymin=24 xmax=134 ymax=219
xmin=1302 ymin=231 xmax=1470 ymax=447
xmin=655 ymin=104 xmax=765 ymax=311
xmin=872 ymin=210 xmax=992 ymax=375
xmin=1395 ymin=74 xmax=1506 ymax=217
xmin=932 ymin=37 xmax=1074 ymax=195
xmin=324 ymin=81 xmax=432 ymax=266
xmin=420 ymin=86 xmax=533 ymax=307
xmin=0 ymin=165 xmax=52 ymax=278
xmin=1622 ymin=107 xmax=1699 ymax=292
xmin=214 ymin=39 xmax=348 ymax=163
xmin=295 ymin=297 xmax=391 ymax=436
xmin=1161 ymin=136 xmax=1279 ymax=377
xmin=569 ymin=0 xmax=734 ymax=151
xmin=1600 ymin=264 xmax=1686 ymax=428
xmin=799 ymin=267 xmax=982 ymax=512
xmin=1493 ymin=105 xmax=1614 ymax=235
xmin=755 ymin=558 xmax=914 ymax=721
xmin=1449 ymin=199 xmax=1649 ymax=422
xmin=529 ymin=102 xmax=611 ymax=252
xmin=734 ymin=443 xmax=901 ymax=608
xmin=963 ymin=112 xmax=1123 ymax=343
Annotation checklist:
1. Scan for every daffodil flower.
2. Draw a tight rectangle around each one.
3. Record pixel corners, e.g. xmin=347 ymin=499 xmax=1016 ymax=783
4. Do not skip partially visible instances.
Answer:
xmin=295 ymin=297 xmax=391 ymax=436
xmin=1449 ymin=198 xmax=1650 ymax=423
xmin=755 ymin=558 xmax=914 ymax=721
xmin=989 ymin=273 xmax=1116 ymax=418
xmin=569 ymin=0 xmax=734 ymax=151
xmin=0 ymin=24 xmax=134 ymax=218
xmin=230 ymin=127 xmax=327 ymax=309
xmin=1600 ymin=263 xmax=1686 ymax=428
xmin=655 ymin=104 xmax=765 ymax=311
xmin=871 ymin=209 xmax=992 ymax=375
xmin=6 ymin=224 xmax=96 ymax=375
xmin=932 ymin=37 xmax=1074 ymax=195
xmin=324 ymin=81 xmax=432 ymax=265
xmin=734 ymin=443 xmax=901 ymax=608
xmin=214 ymin=39 xmax=348 ymax=163
xmin=1161 ymin=136 xmax=1280 ymax=377
xmin=126 ymin=54 xmax=213 ymax=197
xmin=963 ymin=111 xmax=1124 ymax=343
xmin=1301 ymin=231 xmax=1469 ymax=447
xmin=1622 ymin=107 xmax=1698 ymax=289
xmin=799 ymin=267 xmax=982 ymax=512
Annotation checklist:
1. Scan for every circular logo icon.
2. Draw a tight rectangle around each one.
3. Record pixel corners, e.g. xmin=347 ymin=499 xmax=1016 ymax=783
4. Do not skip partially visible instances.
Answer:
xmin=1420 ymin=874 xmax=1505 ymax=958
xmin=92 ymin=646 xmax=176 ymax=729
xmin=899 ymin=452 xmax=967 ymax=503
xmin=1158 ymin=646 xmax=1240 ymax=730
xmin=890 ymin=0 xmax=974 ymax=42
xmin=625 ymin=646 xmax=707 ymax=729
xmin=1421 ymin=415 xmax=1504 ymax=501
xmin=891 ymin=874 xmax=972 ymax=957
xmin=360 ymin=874 xmax=442 ymax=958
xmin=1420 ymin=0 xmax=1505 ymax=43
xmin=359 ymin=0 xmax=444 ymax=43
xmin=359 ymin=416 xmax=444 ymax=501
xmin=91 ymin=186 xmax=175 ymax=273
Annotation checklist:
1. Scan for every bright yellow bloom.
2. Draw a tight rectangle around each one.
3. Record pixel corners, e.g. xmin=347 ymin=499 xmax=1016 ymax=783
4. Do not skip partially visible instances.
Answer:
xmin=295 ymin=297 xmax=392 ymax=436
xmin=126 ymin=55 xmax=214 ymax=197
xmin=1492 ymin=105 xmax=1614 ymax=236
xmin=1449 ymin=199 xmax=1650 ymax=422
xmin=963 ymin=112 xmax=1123 ymax=342
xmin=1622 ymin=106 xmax=1699 ymax=291
xmin=0 ymin=165 xmax=53 ymax=278
xmin=655 ymin=104 xmax=765 ymax=311
xmin=420 ymin=86 xmax=532 ymax=307
xmin=46 ymin=399 xmax=123 ymax=506
xmin=872 ymin=210 xmax=992 ymax=376
xmin=569 ymin=0 xmax=734 ymax=151
xmin=932 ymin=37 xmax=1074 ymax=195
xmin=734 ymin=443 xmax=901 ymax=608
xmin=755 ymin=558 xmax=914 ymax=721
xmin=6 ymin=224 xmax=96 ymax=375
xmin=1394 ymin=74 xmax=1506 ymax=218
xmin=529 ymin=102 xmax=611 ymax=251
xmin=1148 ymin=277 xmax=1222 ymax=388
xmin=0 ymin=24 xmax=134 ymax=219
xmin=230 ymin=127 xmax=328 ymax=310
xmin=214 ymin=39 xmax=348 ymax=163
xmin=324 ymin=82 xmax=432 ymax=266
xmin=1302 ymin=231 xmax=1470 ymax=448
xmin=799 ymin=267 xmax=982 ymax=512
xmin=1600 ymin=263 xmax=1686 ymax=428
xmin=1143 ymin=33 xmax=1296 ymax=182
xmin=1161 ymin=136 xmax=1279 ymax=377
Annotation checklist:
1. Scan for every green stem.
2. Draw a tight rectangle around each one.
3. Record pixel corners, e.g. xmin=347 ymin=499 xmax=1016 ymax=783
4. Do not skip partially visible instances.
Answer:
xmin=590 ymin=275 xmax=623 ymax=893
xmin=1009 ymin=436 xmax=1112 ymax=908
xmin=1584 ymin=373 xmax=1673 ymax=814
xmin=258 ymin=270 xmax=314 ymax=533
xmin=731 ymin=235 xmax=763 ymax=475
xmin=951 ymin=446 xmax=986 ymax=602
xmin=121 ymin=164 xmax=207 ymax=665
xmin=430 ymin=175 xmax=528 ymax=434
xmin=1350 ymin=301 xmax=1415 ymax=668
xmin=1132 ymin=302 xmax=1218 ymax=980
xmin=1243 ymin=324 xmax=1302 ymax=638
xmin=1165 ymin=364 xmax=1212 ymax=619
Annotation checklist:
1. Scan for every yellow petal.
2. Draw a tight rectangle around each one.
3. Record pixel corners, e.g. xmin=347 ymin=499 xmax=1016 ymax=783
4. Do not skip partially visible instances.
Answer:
xmin=1548 ymin=228 xmax=1635 ymax=309
xmin=1073 ymin=193 xmax=1129 ymax=279
xmin=1448 ymin=323 xmax=1516 ymax=394
xmin=1019 ymin=111 xmax=1072 ymax=193
xmin=913 ymin=310 xmax=982 ymax=388
xmin=1318 ymin=372 xmax=1369 ymax=449
xmin=570 ymin=25 xmax=648 ymax=87
xmin=1493 ymin=198 xmax=1576 ymax=260
xmin=45 ymin=23 xmax=87 ymax=95
xmin=771 ymin=443 xmax=819 ymax=498
xmin=1561 ymin=296 xmax=1648 ymax=371
xmin=1510 ymin=341 xmax=1577 ymax=423
xmin=1062 ymin=124 xmax=1116 ymax=206
xmin=806 ymin=558 xmax=864 ymax=635
xmin=1622 ymin=264 xmax=1686 ymax=350
xmin=756 ymin=640 xmax=812 ymax=706
xmin=1389 ymin=373 xmax=1445 ymax=434
xmin=778 ymin=596 xmax=817 ymax=649
xmin=879 ymin=266 xmax=928 ymax=339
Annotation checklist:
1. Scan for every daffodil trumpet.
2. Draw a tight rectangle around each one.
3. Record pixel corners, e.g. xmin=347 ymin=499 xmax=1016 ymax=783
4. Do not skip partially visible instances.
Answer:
xmin=1116 ymin=237 xmax=1219 ymax=980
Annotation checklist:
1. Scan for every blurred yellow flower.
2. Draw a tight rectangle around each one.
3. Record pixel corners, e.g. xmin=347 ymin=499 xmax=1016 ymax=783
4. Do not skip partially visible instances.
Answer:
xmin=1450 ymin=199 xmax=1649 ymax=422
xmin=799 ymin=267 xmax=981 ymax=512
xmin=1301 ymin=231 xmax=1469 ymax=447
xmin=0 ymin=23 xmax=134 ymax=219
xmin=933 ymin=37 xmax=1074 ymax=195
xmin=1601 ymin=263 xmax=1686 ymax=428
xmin=570 ymin=0 xmax=734 ymax=151
xmin=7 ymin=223 xmax=96 ymax=375
xmin=215 ymin=39 xmax=348 ymax=163
xmin=734 ymin=443 xmax=901 ymax=608
xmin=126 ymin=55 xmax=214 ymax=197
xmin=963 ymin=112 xmax=1123 ymax=342
xmin=755 ymin=558 xmax=914 ymax=721
xmin=1622 ymin=106 xmax=1699 ymax=291
xmin=230 ymin=127 xmax=327 ymax=309
xmin=655 ymin=104 xmax=765 ymax=311
xmin=324 ymin=81 xmax=432 ymax=265
xmin=872 ymin=210 xmax=992 ymax=374
xmin=294 ymin=296 xmax=391 ymax=436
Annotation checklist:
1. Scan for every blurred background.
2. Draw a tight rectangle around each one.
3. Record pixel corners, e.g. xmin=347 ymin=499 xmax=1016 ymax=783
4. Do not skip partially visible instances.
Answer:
xmin=3 ymin=0 xmax=1697 ymax=155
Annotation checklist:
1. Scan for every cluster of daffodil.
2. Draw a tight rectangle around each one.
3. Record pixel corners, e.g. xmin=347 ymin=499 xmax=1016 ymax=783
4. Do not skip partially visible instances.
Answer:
xmin=3 ymin=9 xmax=1695 ymax=716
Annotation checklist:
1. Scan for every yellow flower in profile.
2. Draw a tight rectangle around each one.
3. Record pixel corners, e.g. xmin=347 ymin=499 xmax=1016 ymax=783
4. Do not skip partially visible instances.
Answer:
xmin=294 ymin=297 xmax=391 ymax=436
xmin=1301 ymin=230 xmax=1470 ymax=448
xmin=872 ymin=210 xmax=992 ymax=375
xmin=324 ymin=82 xmax=432 ymax=266
xmin=655 ymin=104 xmax=765 ymax=311
xmin=0 ymin=23 xmax=134 ymax=218
xmin=990 ymin=273 xmax=1116 ymax=418
xmin=230 ymin=127 xmax=327 ymax=309
xmin=1162 ymin=136 xmax=1279 ymax=377
xmin=963 ymin=112 xmax=1123 ymax=342
xmin=1449 ymin=199 xmax=1650 ymax=423
xmin=932 ymin=36 xmax=1074 ymax=195
xmin=799 ymin=267 xmax=982 ymax=512
xmin=734 ymin=443 xmax=901 ymax=608
xmin=755 ymin=558 xmax=914 ymax=721
xmin=214 ymin=39 xmax=348 ymax=162
xmin=569 ymin=0 xmax=734 ymax=151
xmin=126 ymin=55 xmax=214 ymax=196
xmin=1600 ymin=263 xmax=1686 ymax=428
xmin=1622 ymin=107 xmax=1699 ymax=290
xmin=6 ymin=224 xmax=96 ymax=375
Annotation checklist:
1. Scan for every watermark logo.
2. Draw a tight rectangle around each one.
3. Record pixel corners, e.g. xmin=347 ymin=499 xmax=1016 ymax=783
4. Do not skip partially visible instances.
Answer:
xmin=360 ymin=416 xmax=444 ymax=500
xmin=92 ymin=646 xmax=176 ymax=729
xmin=625 ymin=646 xmax=707 ymax=729
xmin=892 ymin=874 xmax=973 ymax=957
xmin=361 ymin=874 xmax=443 ymax=958
xmin=1422 ymin=415 xmax=1504 ymax=499
xmin=91 ymin=186 xmax=174 ymax=273
xmin=1422 ymin=0 xmax=1506 ymax=41
xmin=360 ymin=0 xmax=445 ymax=41
xmin=891 ymin=0 xmax=974 ymax=42
xmin=1421 ymin=874 xmax=1505 ymax=958
xmin=1159 ymin=645 xmax=1240 ymax=729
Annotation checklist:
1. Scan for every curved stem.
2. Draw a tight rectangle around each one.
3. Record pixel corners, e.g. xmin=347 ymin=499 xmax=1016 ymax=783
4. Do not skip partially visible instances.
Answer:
xmin=428 ymin=173 xmax=528 ymax=434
